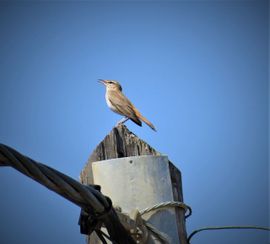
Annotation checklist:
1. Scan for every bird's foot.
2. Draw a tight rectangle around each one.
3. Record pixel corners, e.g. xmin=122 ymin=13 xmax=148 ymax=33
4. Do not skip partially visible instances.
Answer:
xmin=116 ymin=117 xmax=129 ymax=127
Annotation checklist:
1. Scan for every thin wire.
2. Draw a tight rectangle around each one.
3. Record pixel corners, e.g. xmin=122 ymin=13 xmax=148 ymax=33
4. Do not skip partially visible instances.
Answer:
xmin=188 ymin=226 xmax=270 ymax=243
xmin=95 ymin=230 xmax=108 ymax=244
xmin=137 ymin=201 xmax=191 ymax=242
xmin=143 ymin=220 xmax=170 ymax=243
xmin=140 ymin=201 xmax=192 ymax=218
xmin=100 ymin=230 xmax=113 ymax=241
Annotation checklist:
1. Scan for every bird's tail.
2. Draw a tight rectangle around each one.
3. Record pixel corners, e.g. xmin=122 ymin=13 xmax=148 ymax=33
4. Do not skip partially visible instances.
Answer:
xmin=134 ymin=108 xmax=156 ymax=131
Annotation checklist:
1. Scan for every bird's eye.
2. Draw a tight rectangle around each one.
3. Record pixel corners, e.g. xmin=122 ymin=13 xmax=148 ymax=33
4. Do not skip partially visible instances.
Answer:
xmin=108 ymin=81 xmax=113 ymax=84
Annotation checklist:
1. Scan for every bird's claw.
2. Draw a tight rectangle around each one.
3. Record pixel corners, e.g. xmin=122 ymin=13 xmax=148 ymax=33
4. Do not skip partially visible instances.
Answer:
xmin=116 ymin=117 xmax=129 ymax=127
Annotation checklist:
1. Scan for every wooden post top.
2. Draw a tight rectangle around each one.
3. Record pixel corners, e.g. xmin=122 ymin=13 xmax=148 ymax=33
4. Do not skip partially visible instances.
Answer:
xmin=80 ymin=124 xmax=161 ymax=184
xmin=80 ymin=124 xmax=187 ymax=244
xmin=90 ymin=124 xmax=160 ymax=160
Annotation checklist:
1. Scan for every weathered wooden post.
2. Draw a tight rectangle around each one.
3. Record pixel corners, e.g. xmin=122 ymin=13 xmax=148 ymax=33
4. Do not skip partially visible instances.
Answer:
xmin=80 ymin=124 xmax=188 ymax=243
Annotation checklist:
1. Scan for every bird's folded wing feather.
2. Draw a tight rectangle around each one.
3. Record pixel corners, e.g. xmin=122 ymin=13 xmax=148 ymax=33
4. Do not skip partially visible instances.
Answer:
xmin=108 ymin=90 xmax=142 ymax=126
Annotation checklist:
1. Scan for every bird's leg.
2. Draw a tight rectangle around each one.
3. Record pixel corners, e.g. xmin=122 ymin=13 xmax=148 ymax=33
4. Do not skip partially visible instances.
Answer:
xmin=116 ymin=116 xmax=129 ymax=126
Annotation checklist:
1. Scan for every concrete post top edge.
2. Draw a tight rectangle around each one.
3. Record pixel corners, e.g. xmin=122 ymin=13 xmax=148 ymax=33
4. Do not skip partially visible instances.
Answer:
xmin=92 ymin=155 xmax=169 ymax=165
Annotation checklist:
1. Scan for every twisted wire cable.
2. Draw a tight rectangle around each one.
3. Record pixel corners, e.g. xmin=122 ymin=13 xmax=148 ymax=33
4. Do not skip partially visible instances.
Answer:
xmin=140 ymin=201 xmax=192 ymax=219
xmin=0 ymin=143 xmax=107 ymax=212
xmin=0 ymin=143 xmax=135 ymax=244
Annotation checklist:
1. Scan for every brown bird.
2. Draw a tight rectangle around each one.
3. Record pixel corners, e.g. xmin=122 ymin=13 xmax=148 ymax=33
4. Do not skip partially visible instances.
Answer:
xmin=98 ymin=79 xmax=156 ymax=131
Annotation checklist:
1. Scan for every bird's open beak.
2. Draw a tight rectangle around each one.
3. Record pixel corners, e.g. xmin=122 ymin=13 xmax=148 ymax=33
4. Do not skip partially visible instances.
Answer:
xmin=98 ymin=79 xmax=106 ymax=85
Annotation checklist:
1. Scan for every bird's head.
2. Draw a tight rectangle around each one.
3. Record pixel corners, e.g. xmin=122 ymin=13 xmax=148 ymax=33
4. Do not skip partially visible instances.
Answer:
xmin=98 ymin=79 xmax=122 ymax=91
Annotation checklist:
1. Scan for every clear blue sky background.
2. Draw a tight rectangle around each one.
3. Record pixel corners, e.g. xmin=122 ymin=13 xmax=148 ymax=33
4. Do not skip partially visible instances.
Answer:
xmin=0 ymin=1 xmax=268 ymax=244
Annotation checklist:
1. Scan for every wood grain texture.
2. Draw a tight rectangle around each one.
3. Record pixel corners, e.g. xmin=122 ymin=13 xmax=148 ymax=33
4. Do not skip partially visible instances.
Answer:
xmin=169 ymin=162 xmax=188 ymax=244
xmin=80 ymin=124 xmax=187 ymax=244
xmin=80 ymin=124 xmax=160 ymax=185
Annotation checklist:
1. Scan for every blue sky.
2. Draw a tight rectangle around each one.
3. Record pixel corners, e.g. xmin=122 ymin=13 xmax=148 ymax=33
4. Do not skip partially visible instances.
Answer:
xmin=0 ymin=1 xmax=268 ymax=244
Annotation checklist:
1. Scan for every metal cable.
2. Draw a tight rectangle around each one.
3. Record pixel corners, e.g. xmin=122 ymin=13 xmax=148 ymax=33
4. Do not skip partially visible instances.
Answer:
xmin=187 ymin=226 xmax=270 ymax=243
xmin=99 ymin=230 xmax=118 ymax=244
xmin=135 ymin=201 xmax=191 ymax=243
xmin=95 ymin=230 xmax=109 ymax=244
xmin=143 ymin=221 xmax=171 ymax=244
xmin=0 ymin=143 xmax=105 ymax=212
xmin=0 ymin=143 xmax=136 ymax=244
xmin=140 ymin=201 xmax=192 ymax=219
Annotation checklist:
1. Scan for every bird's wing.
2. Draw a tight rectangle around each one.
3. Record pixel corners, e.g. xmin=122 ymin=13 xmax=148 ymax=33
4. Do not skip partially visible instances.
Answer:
xmin=108 ymin=90 xmax=142 ymax=126
xmin=133 ymin=107 xmax=156 ymax=131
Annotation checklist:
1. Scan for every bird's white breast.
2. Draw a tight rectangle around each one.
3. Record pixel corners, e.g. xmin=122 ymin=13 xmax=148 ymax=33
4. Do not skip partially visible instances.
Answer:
xmin=105 ymin=91 xmax=118 ymax=113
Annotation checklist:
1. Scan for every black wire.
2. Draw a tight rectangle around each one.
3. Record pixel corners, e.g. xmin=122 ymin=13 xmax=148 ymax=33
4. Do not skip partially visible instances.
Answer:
xmin=185 ymin=205 xmax=192 ymax=219
xmin=95 ymin=230 xmax=108 ymax=244
xmin=188 ymin=226 xmax=270 ymax=243
xmin=95 ymin=229 xmax=119 ymax=244
xmin=100 ymin=230 xmax=118 ymax=244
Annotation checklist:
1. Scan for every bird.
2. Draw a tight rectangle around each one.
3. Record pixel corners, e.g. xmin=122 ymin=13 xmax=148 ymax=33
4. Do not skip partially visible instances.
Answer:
xmin=98 ymin=79 xmax=156 ymax=131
